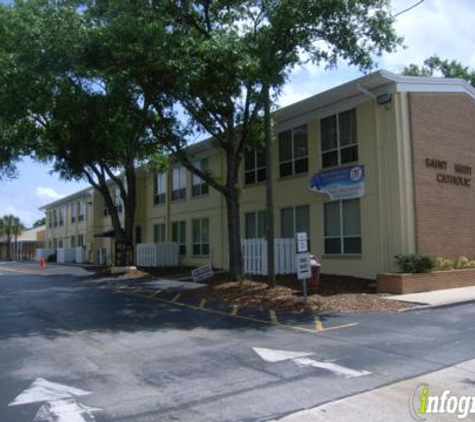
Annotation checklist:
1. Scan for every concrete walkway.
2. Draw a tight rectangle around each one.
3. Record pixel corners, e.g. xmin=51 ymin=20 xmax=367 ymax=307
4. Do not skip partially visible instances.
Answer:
xmin=273 ymin=358 xmax=475 ymax=421
xmin=385 ymin=286 xmax=475 ymax=307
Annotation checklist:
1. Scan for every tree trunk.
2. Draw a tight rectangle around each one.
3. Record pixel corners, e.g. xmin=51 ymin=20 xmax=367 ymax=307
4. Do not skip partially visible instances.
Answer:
xmin=6 ymin=234 xmax=11 ymax=261
xmin=225 ymin=148 xmax=243 ymax=280
xmin=263 ymin=83 xmax=276 ymax=287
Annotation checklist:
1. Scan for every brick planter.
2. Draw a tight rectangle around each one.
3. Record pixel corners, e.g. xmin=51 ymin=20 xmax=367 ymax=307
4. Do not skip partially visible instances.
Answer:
xmin=377 ymin=269 xmax=475 ymax=294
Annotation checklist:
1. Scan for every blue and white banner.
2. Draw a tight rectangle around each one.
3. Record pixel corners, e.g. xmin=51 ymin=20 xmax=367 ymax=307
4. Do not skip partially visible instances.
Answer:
xmin=308 ymin=165 xmax=365 ymax=200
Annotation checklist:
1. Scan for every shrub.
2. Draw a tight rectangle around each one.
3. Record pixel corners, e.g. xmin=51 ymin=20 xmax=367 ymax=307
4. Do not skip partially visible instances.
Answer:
xmin=435 ymin=257 xmax=454 ymax=271
xmin=394 ymin=254 xmax=435 ymax=273
xmin=470 ymin=261 xmax=475 ymax=268
xmin=46 ymin=253 xmax=57 ymax=263
xmin=455 ymin=256 xmax=471 ymax=269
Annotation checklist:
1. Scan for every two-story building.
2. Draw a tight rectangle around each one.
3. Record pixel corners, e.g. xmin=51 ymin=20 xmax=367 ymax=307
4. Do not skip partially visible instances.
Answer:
xmin=41 ymin=70 xmax=475 ymax=279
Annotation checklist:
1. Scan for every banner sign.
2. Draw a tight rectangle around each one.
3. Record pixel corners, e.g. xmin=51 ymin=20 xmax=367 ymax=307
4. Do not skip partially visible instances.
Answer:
xmin=308 ymin=165 xmax=365 ymax=200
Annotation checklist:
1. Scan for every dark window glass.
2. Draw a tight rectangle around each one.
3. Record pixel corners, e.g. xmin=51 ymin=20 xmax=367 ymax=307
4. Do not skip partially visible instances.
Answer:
xmin=339 ymin=109 xmax=357 ymax=147
xmin=321 ymin=115 xmax=337 ymax=152
xmin=322 ymin=151 xmax=338 ymax=168
xmin=344 ymin=237 xmax=362 ymax=254
xmin=325 ymin=238 xmax=341 ymax=254
xmin=340 ymin=145 xmax=358 ymax=165
xmin=280 ymin=162 xmax=293 ymax=178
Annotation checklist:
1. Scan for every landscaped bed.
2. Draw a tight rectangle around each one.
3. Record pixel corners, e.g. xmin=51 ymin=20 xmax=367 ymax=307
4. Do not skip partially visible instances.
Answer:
xmin=181 ymin=274 xmax=413 ymax=314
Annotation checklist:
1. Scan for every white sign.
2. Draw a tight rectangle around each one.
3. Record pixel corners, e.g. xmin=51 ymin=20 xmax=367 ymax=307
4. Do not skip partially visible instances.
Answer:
xmin=191 ymin=263 xmax=214 ymax=282
xmin=253 ymin=347 xmax=371 ymax=378
xmin=296 ymin=253 xmax=311 ymax=280
xmin=9 ymin=378 xmax=100 ymax=422
xmin=296 ymin=232 xmax=308 ymax=253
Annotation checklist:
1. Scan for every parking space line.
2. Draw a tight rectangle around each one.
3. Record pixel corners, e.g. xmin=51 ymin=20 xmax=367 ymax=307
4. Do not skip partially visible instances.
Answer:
xmin=199 ymin=299 xmax=206 ymax=308
xmin=269 ymin=310 xmax=278 ymax=324
xmin=147 ymin=290 xmax=161 ymax=299
xmin=171 ymin=293 xmax=181 ymax=302
xmin=230 ymin=305 xmax=239 ymax=316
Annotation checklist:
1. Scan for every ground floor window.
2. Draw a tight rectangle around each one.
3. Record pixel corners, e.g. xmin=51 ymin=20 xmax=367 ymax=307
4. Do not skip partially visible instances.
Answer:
xmin=192 ymin=218 xmax=209 ymax=256
xmin=154 ymin=223 xmax=166 ymax=243
xmin=78 ymin=234 xmax=85 ymax=247
xmin=172 ymin=221 xmax=186 ymax=255
xmin=324 ymin=199 xmax=361 ymax=255
xmin=71 ymin=235 xmax=76 ymax=248
xmin=281 ymin=205 xmax=310 ymax=247
xmin=135 ymin=226 xmax=142 ymax=244
xmin=245 ymin=211 xmax=267 ymax=239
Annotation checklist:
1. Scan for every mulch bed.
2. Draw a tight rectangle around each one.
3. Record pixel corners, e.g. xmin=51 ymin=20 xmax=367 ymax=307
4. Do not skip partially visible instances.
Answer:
xmin=183 ymin=273 xmax=412 ymax=314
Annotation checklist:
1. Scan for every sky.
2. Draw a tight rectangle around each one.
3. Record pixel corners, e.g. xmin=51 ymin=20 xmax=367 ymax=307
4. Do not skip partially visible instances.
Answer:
xmin=1 ymin=0 xmax=475 ymax=227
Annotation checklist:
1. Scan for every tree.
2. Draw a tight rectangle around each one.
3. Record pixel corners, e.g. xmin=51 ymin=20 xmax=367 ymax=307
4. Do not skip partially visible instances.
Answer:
xmin=33 ymin=218 xmax=46 ymax=228
xmin=403 ymin=56 xmax=475 ymax=86
xmin=146 ymin=0 xmax=401 ymax=280
xmin=12 ymin=217 xmax=25 ymax=261
xmin=0 ymin=1 xmax=174 ymax=265
xmin=0 ymin=215 xmax=15 ymax=260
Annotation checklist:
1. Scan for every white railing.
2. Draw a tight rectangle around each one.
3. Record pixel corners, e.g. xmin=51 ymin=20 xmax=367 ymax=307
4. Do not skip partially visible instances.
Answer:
xmin=57 ymin=248 xmax=77 ymax=264
xmin=242 ymin=238 xmax=297 ymax=275
xmin=136 ymin=243 xmax=179 ymax=267
xmin=75 ymin=247 xmax=85 ymax=264
xmin=35 ymin=248 xmax=56 ymax=261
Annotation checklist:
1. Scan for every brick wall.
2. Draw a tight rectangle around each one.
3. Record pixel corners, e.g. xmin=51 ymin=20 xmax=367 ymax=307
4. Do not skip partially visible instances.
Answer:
xmin=409 ymin=92 xmax=475 ymax=259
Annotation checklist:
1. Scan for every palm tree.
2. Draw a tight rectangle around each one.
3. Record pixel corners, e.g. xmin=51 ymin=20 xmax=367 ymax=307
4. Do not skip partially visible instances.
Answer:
xmin=1 ymin=215 xmax=15 ymax=260
xmin=12 ymin=217 xmax=25 ymax=261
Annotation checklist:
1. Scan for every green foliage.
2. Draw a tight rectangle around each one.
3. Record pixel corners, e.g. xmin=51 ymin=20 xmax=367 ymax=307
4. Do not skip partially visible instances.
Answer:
xmin=434 ymin=257 xmax=454 ymax=271
xmin=454 ymin=256 xmax=471 ymax=269
xmin=33 ymin=218 xmax=46 ymax=228
xmin=395 ymin=254 xmax=435 ymax=273
xmin=47 ymin=253 xmax=57 ymax=263
xmin=403 ymin=56 xmax=475 ymax=87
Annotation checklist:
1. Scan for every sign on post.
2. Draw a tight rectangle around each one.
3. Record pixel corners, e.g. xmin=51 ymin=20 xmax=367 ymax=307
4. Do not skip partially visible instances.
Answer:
xmin=296 ymin=253 xmax=311 ymax=280
xmin=296 ymin=232 xmax=308 ymax=253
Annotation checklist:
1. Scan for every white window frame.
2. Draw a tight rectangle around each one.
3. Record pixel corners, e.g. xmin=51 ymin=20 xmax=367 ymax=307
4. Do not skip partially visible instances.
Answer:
xmin=172 ymin=221 xmax=186 ymax=255
xmin=278 ymin=125 xmax=309 ymax=178
xmin=244 ymin=211 xmax=267 ymax=239
xmin=172 ymin=167 xmax=186 ymax=201
xmin=192 ymin=159 xmax=209 ymax=197
xmin=244 ymin=149 xmax=266 ymax=186
xmin=323 ymin=199 xmax=362 ymax=255
xmin=70 ymin=203 xmax=77 ymax=223
xmin=321 ymin=109 xmax=358 ymax=169
xmin=192 ymin=218 xmax=210 ymax=256
xmin=154 ymin=173 xmax=167 ymax=205
xmin=153 ymin=223 xmax=166 ymax=243
xmin=78 ymin=201 xmax=85 ymax=222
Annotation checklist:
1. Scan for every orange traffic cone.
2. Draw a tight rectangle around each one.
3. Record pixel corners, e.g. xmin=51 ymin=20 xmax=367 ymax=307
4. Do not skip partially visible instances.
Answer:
xmin=39 ymin=256 xmax=46 ymax=269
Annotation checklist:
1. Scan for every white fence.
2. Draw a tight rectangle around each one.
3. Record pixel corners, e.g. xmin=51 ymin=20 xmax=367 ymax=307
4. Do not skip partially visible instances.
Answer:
xmin=242 ymin=238 xmax=297 ymax=275
xmin=136 ymin=243 xmax=179 ymax=267
xmin=36 ymin=247 xmax=85 ymax=264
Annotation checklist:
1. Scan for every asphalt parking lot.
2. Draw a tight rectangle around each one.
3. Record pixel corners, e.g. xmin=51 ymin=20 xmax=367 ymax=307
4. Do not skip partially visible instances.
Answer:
xmin=1 ymin=262 xmax=475 ymax=421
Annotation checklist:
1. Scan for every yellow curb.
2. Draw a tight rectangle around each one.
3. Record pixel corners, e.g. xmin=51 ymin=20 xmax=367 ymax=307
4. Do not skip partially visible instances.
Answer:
xmin=230 ymin=305 xmax=239 ymax=316
xmin=147 ymin=290 xmax=161 ymax=299
xmin=199 ymin=299 xmax=207 ymax=308
xmin=314 ymin=317 xmax=324 ymax=332
xmin=269 ymin=310 xmax=278 ymax=324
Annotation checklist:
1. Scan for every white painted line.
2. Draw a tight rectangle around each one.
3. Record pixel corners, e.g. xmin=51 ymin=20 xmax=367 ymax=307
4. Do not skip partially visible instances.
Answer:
xmin=34 ymin=397 xmax=99 ymax=422
xmin=9 ymin=378 xmax=91 ymax=406
xmin=253 ymin=347 xmax=370 ymax=378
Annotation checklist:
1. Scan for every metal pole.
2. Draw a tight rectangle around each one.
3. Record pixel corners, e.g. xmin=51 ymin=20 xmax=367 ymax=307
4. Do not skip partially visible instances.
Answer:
xmin=303 ymin=278 xmax=308 ymax=303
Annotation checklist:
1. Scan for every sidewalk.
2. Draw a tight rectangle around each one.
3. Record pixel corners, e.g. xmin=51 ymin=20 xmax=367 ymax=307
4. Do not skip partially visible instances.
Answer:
xmin=272 ymin=358 xmax=475 ymax=421
xmin=385 ymin=285 xmax=475 ymax=307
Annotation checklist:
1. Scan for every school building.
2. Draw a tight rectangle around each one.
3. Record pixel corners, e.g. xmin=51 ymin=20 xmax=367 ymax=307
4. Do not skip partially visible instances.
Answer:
xmin=40 ymin=70 xmax=475 ymax=279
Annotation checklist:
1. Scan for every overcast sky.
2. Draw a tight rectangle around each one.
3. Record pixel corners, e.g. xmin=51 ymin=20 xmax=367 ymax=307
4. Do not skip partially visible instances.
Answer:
xmin=1 ymin=0 xmax=474 ymax=227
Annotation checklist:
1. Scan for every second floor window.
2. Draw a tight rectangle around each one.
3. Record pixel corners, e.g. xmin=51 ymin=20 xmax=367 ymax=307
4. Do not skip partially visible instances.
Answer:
xmin=172 ymin=167 xmax=186 ymax=201
xmin=58 ymin=208 xmax=64 ymax=226
xmin=321 ymin=109 xmax=358 ymax=168
xmin=154 ymin=173 xmax=167 ymax=205
xmin=192 ymin=159 xmax=209 ymax=197
xmin=244 ymin=148 xmax=266 ymax=185
xmin=279 ymin=125 xmax=308 ymax=178
xmin=71 ymin=203 xmax=77 ymax=223
xmin=78 ymin=201 xmax=85 ymax=222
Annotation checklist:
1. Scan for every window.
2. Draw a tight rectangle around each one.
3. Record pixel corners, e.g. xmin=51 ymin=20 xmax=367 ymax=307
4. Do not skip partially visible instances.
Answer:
xmin=172 ymin=221 xmax=186 ymax=255
xmin=281 ymin=205 xmax=310 ymax=246
xmin=71 ymin=235 xmax=76 ymax=248
xmin=172 ymin=167 xmax=186 ymax=201
xmin=71 ymin=203 xmax=77 ymax=223
xmin=154 ymin=173 xmax=167 ymax=205
xmin=135 ymin=226 xmax=142 ymax=244
xmin=279 ymin=125 xmax=308 ymax=178
xmin=192 ymin=159 xmax=209 ymax=197
xmin=321 ymin=109 xmax=358 ymax=168
xmin=154 ymin=223 xmax=166 ymax=243
xmin=58 ymin=208 xmax=64 ymax=226
xmin=324 ymin=199 xmax=361 ymax=254
xmin=192 ymin=218 xmax=209 ymax=256
xmin=244 ymin=148 xmax=266 ymax=185
xmin=78 ymin=201 xmax=85 ymax=222
xmin=78 ymin=234 xmax=85 ymax=247
xmin=48 ymin=212 xmax=52 ymax=228
xmin=245 ymin=211 xmax=267 ymax=239
xmin=58 ymin=239 xmax=63 ymax=248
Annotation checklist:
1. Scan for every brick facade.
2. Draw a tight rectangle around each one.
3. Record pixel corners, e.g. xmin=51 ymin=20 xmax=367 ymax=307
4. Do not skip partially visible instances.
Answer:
xmin=409 ymin=92 xmax=475 ymax=259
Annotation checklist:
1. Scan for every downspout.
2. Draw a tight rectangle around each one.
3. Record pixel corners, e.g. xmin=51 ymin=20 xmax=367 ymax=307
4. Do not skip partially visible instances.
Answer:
xmin=357 ymin=84 xmax=388 ymax=274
